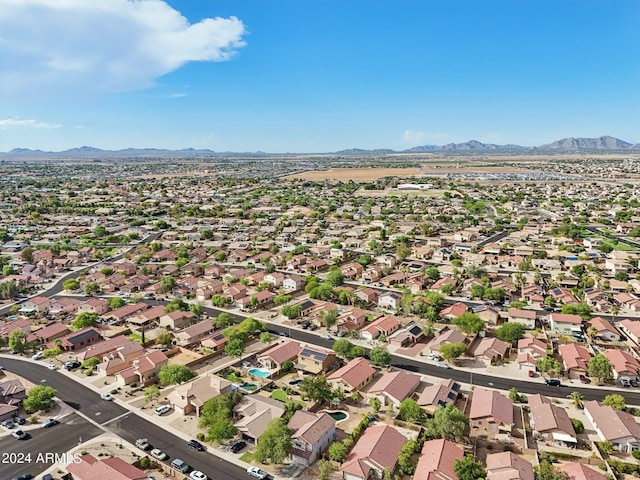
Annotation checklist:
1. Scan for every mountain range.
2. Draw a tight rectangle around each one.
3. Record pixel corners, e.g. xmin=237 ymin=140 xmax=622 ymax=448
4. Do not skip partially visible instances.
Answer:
xmin=2 ymin=136 xmax=638 ymax=158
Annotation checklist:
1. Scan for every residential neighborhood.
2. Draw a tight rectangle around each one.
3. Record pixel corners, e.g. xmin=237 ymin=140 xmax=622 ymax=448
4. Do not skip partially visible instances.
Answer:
xmin=2 ymin=154 xmax=640 ymax=480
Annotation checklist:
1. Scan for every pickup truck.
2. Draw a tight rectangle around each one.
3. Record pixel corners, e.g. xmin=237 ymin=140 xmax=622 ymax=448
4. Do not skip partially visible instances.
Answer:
xmin=135 ymin=438 xmax=152 ymax=451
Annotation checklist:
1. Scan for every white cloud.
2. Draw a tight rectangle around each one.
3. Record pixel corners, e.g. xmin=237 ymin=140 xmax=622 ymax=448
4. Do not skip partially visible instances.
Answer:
xmin=0 ymin=118 xmax=62 ymax=129
xmin=0 ymin=0 xmax=246 ymax=96
xmin=402 ymin=130 xmax=426 ymax=143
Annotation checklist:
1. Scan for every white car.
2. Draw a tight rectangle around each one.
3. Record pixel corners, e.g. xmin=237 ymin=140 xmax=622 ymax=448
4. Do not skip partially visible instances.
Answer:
xmin=100 ymin=393 xmax=114 ymax=401
xmin=320 ymin=334 xmax=332 ymax=340
xmin=435 ymin=362 xmax=450 ymax=369
xmin=32 ymin=352 xmax=44 ymax=360
xmin=190 ymin=471 xmax=208 ymax=480
xmin=247 ymin=467 xmax=268 ymax=479
xmin=46 ymin=363 xmax=58 ymax=370
xmin=150 ymin=448 xmax=168 ymax=460
xmin=155 ymin=404 xmax=171 ymax=415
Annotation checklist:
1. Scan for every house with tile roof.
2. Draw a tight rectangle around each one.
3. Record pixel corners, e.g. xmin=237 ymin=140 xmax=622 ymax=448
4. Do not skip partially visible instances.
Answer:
xmin=557 ymin=463 xmax=607 ymax=480
xmin=66 ymin=453 xmax=148 ymax=480
xmin=167 ymin=373 xmax=233 ymax=416
xmin=158 ymin=309 xmax=195 ymax=330
xmin=507 ymin=308 xmax=537 ymax=330
xmin=327 ymin=357 xmax=377 ymax=394
xmin=77 ymin=297 xmax=109 ymax=315
xmin=604 ymin=349 xmax=640 ymax=380
xmin=288 ymin=411 xmax=336 ymax=466
xmin=468 ymin=337 xmax=510 ymax=362
xmin=558 ymin=343 xmax=592 ymax=379
xmin=340 ymin=424 xmax=407 ymax=480
xmin=440 ymin=302 xmax=468 ymax=321
xmin=584 ymin=400 xmax=640 ymax=452
xmin=618 ymin=319 xmax=640 ymax=346
xmin=417 ymin=379 xmax=461 ymax=415
xmin=115 ymin=350 xmax=168 ymax=387
xmin=57 ymin=327 xmax=102 ymax=351
xmin=296 ymin=346 xmax=337 ymax=374
xmin=414 ymin=438 xmax=463 ymax=480
xmin=586 ymin=317 xmax=620 ymax=342
xmin=367 ymin=370 xmax=421 ymax=408
xmin=27 ymin=322 xmax=70 ymax=345
xmin=486 ymin=451 xmax=534 ymax=480
xmin=359 ymin=315 xmax=401 ymax=342
xmin=234 ymin=394 xmax=286 ymax=444
xmin=528 ymin=394 xmax=576 ymax=444
xmin=516 ymin=337 xmax=547 ymax=369
xmin=97 ymin=341 xmax=145 ymax=376
xmin=75 ymin=336 xmax=138 ymax=362
xmin=175 ymin=320 xmax=215 ymax=347
xmin=427 ymin=327 xmax=467 ymax=353
xmin=258 ymin=340 xmax=302 ymax=372
xmin=469 ymin=388 xmax=514 ymax=434
xmin=549 ymin=313 xmax=583 ymax=334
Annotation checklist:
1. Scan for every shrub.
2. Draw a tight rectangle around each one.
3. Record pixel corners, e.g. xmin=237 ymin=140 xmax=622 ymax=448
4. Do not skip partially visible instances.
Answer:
xmin=110 ymin=389 xmax=118 ymax=394
xmin=196 ymin=432 xmax=205 ymax=441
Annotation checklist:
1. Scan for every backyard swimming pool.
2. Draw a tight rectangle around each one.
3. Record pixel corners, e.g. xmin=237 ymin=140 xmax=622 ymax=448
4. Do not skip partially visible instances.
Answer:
xmin=324 ymin=410 xmax=349 ymax=422
xmin=248 ymin=368 xmax=271 ymax=378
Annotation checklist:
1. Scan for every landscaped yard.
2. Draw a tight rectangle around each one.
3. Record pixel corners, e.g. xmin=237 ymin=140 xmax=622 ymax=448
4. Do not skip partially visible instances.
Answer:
xmin=270 ymin=389 xmax=306 ymax=409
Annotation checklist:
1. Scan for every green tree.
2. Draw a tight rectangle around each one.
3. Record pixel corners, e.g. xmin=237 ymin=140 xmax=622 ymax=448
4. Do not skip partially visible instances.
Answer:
xmin=369 ymin=346 xmax=392 ymax=367
xmin=281 ymin=305 xmax=303 ymax=319
xmin=494 ymin=322 xmax=526 ymax=345
xmin=588 ymin=354 xmax=614 ymax=384
xmin=155 ymin=329 xmax=173 ymax=347
xmin=8 ymin=329 xmax=28 ymax=354
xmin=259 ymin=332 xmax=273 ymax=344
xmin=425 ymin=404 xmax=469 ymax=441
xmin=21 ymin=247 xmax=35 ymax=264
xmin=567 ymin=391 xmax=585 ymax=409
xmin=328 ymin=441 xmax=348 ymax=462
xmin=225 ymin=338 xmax=245 ymax=357
xmin=603 ymin=393 xmax=625 ymax=410
xmin=81 ymin=357 xmax=101 ymax=370
xmin=70 ymin=312 xmax=98 ymax=331
xmin=63 ymin=278 xmax=80 ymax=291
xmin=144 ymin=385 xmax=161 ymax=404
xmin=560 ymin=303 xmax=592 ymax=320
xmin=23 ymin=385 xmax=57 ymax=413
xmin=320 ymin=309 xmax=339 ymax=329
xmin=83 ymin=281 xmax=100 ymax=296
xmin=326 ymin=269 xmax=345 ymax=287
xmin=160 ymin=276 xmax=175 ymax=293
xmin=299 ymin=376 xmax=333 ymax=402
xmin=109 ymin=296 xmax=126 ymax=310
xmin=207 ymin=417 xmax=237 ymax=444
xmin=158 ymin=365 xmax=195 ymax=385
xmin=440 ymin=342 xmax=466 ymax=364
xmin=370 ymin=397 xmax=381 ymax=413
xmin=318 ymin=459 xmax=337 ymax=480
xmin=535 ymin=461 xmax=569 ymax=480
xmin=398 ymin=398 xmax=425 ymax=423
xmin=43 ymin=347 xmax=62 ymax=358
xmin=190 ymin=302 xmax=204 ymax=319
xmin=454 ymin=455 xmax=487 ymax=480
xmin=214 ymin=312 xmax=235 ymax=329
xmin=255 ymin=418 xmax=292 ymax=464
xmin=571 ymin=418 xmax=584 ymax=434
xmin=332 ymin=339 xmax=353 ymax=358
xmin=537 ymin=356 xmax=562 ymax=377
xmin=453 ymin=312 xmax=484 ymax=335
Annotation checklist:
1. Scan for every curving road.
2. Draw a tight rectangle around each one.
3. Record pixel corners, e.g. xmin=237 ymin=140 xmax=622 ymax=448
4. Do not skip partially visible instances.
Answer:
xmin=0 ymin=358 xmax=250 ymax=480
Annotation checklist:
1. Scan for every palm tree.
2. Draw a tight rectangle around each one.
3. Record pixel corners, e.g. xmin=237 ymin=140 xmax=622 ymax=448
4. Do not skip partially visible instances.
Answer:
xmin=567 ymin=391 xmax=585 ymax=409
xmin=586 ymin=326 xmax=599 ymax=341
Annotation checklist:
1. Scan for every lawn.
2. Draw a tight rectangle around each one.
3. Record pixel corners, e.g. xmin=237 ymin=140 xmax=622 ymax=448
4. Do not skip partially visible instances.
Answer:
xmin=239 ymin=451 xmax=255 ymax=463
xmin=270 ymin=389 xmax=306 ymax=409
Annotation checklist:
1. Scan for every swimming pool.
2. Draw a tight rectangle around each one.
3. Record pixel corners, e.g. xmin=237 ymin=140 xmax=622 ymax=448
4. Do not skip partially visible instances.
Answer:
xmin=323 ymin=410 xmax=349 ymax=422
xmin=248 ymin=368 xmax=271 ymax=378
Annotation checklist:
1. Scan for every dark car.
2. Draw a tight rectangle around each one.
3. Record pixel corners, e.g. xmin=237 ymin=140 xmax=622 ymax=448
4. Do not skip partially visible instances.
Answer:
xmin=187 ymin=439 xmax=205 ymax=451
xmin=578 ymin=375 xmax=590 ymax=384
xmin=13 ymin=415 xmax=26 ymax=425
xmin=42 ymin=418 xmax=59 ymax=428
xmin=230 ymin=441 xmax=247 ymax=453
xmin=545 ymin=379 xmax=561 ymax=387
xmin=64 ymin=360 xmax=81 ymax=370
xmin=11 ymin=475 xmax=34 ymax=480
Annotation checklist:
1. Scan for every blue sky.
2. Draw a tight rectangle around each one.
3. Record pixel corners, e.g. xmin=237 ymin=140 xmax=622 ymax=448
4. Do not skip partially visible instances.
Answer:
xmin=0 ymin=0 xmax=638 ymax=153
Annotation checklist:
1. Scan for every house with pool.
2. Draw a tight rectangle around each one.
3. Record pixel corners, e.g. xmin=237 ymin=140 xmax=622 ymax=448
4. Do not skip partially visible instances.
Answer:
xmin=257 ymin=340 xmax=302 ymax=373
xmin=234 ymin=394 xmax=286 ymax=444
xmin=296 ymin=346 xmax=338 ymax=374
xmin=167 ymin=374 xmax=233 ymax=416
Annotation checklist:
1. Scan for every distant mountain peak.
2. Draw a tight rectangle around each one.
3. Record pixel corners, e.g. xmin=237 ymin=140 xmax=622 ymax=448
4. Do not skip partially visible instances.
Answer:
xmin=538 ymin=135 xmax=634 ymax=151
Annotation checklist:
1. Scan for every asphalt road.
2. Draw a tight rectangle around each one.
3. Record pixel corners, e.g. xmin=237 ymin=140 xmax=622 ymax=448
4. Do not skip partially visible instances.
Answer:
xmin=108 ymin=413 xmax=248 ymax=480
xmin=0 ymin=358 xmax=128 ymax=424
xmin=0 ymin=357 xmax=255 ymax=480
xmin=0 ymin=412 xmax=102 ymax=479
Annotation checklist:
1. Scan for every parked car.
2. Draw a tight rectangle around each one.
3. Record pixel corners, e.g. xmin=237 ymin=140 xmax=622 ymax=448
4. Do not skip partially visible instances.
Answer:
xmin=64 ymin=360 xmax=81 ymax=370
xmin=278 ymin=331 xmax=289 ymax=337
xmin=578 ymin=375 xmax=590 ymax=384
xmin=247 ymin=467 xmax=268 ymax=479
xmin=230 ymin=441 xmax=247 ymax=453
xmin=170 ymin=459 xmax=190 ymax=473
xmin=2 ymin=419 xmax=16 ymax=429
xmin=190 ymin=471 xmax=208 ymax=480
xmin=100 ymin=393 xmax=114 ymax=401
xmin=187 ymin=439 xmax=205 ymax=451
xmin=435 ymin=362 xmax=450 ymax=369
xmin=545 ymin=379 xmax=562 ymax=387
xmin=320 ymin=334 xmax=332 ymax=340
xmin=13 ymin=415 xmax=26 ymax=425
xmin=46 ymin=363 xmax=58 ymax=371
xmin=12 ymin=428 xmax=27 ymax=440
xmin=11 ymin=475 xmax=34 ymax=480
xmin=42 ymin=419 xmax=59 ymax=428
xmin=135 ymin=438 xmax=152 ymax=451
xmin=528 ymin=370 xmax=535 ymax=378
xmin=32 ymin=352 xmax=44 ymax=361
xmin=150 ymin=448 xmax=168 ymax=460
xmin=154 ymin=405 xmax=171 ymax=415
xmin=621 ymin=378 xmax=632 ymax=388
